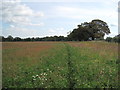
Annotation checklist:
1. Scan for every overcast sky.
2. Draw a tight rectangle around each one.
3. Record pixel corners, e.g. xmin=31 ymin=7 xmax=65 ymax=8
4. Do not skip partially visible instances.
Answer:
xmin=1 ymin=0 xmax=119 ymax=38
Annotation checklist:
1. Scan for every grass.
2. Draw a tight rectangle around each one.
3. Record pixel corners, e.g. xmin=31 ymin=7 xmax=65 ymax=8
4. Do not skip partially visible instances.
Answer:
xmin=2 ymin=41 xmax=118 ymax=88
xmin=68 ymin=41 xmax=118 ymax=88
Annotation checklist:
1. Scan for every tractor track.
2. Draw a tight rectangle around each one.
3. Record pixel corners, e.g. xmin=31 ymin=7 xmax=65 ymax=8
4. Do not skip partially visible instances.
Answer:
xmin=64 ymin=43 xmax=77 ymax=89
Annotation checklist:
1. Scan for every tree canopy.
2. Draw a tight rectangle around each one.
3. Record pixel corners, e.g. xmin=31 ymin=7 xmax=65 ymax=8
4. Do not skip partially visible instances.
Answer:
xmin=68 ymin=19 xmax=110 ymax=41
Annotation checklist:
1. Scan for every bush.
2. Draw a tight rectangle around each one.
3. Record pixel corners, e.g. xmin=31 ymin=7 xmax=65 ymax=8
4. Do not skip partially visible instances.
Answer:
xmin=105 ymin=37 xmax=112 ymax=42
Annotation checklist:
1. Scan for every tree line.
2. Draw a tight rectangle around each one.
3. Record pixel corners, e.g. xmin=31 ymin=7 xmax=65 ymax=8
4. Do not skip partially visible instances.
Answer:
xmin=0 ymin=19 xmax=119 ymax=43
xmin=105 ymin=34 xmax=120 ymax=43
xmin=1 ymin=34 xmax=119 ymax=43
xmin=1 ymin=35 xmax=68 ymax=42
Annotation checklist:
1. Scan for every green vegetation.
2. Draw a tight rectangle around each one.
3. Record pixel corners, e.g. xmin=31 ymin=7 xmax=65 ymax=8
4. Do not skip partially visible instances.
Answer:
xmin=2 ymin=41 xmax=118 ymax=88
xmin=106 ymin=35 xmax=120 ymax=43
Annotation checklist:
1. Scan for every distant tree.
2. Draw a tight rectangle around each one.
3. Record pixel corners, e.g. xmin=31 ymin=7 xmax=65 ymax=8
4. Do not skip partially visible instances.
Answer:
xmin=112 ymin=34 xmax=120 ymax=43
xmin=0 ymin=36 xmax=2 ymax=42
xmin=24 ymin=38 xmax=31 ymax=41
xmin=53 ymin=36 xmax=58 ymax=41
xmin=35 ymin=37 xmax=42 ymax=41
xmin=105 ymin=37 xmax=113 ymax=42
xmin=31 ymin=37 xmax=35 ymax=42
xmin=7 ymin=35 xmax=14 ymax=41
xmin=105 ymin=34 xmax=120 ymax=43
xmin=2 ymin=36 xmax=6 ymax=41
xmin=117 ymin=34 xmax=120 ymax=43
xmin=58 ymin=36 xmax=65 ymax=41
xmin=112 ymin=37 xmax=118 ymax=42
xmin=13 ymin=37 xmax=22 ymax=41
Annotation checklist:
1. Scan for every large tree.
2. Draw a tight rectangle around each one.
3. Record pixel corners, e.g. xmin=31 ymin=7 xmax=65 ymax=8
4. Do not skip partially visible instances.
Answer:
xmin=68 ymin=25 xmax=91 ymax=41
xmin=68 ymin=19 xmax=110 ymax=41
xmin=89 ymin=19 xmax=110 ymax=40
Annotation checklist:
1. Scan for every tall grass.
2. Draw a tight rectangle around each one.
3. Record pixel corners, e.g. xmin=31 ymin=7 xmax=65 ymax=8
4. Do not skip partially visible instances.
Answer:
xmin=2 ymin=41 xmax=118 ymax=88
xmin=68 ymin=42 xmax=118 ymax=88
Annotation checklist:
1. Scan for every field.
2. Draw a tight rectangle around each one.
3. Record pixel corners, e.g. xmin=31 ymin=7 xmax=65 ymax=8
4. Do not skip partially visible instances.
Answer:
xmin=2 ymin=41 xmax=119 ymax=88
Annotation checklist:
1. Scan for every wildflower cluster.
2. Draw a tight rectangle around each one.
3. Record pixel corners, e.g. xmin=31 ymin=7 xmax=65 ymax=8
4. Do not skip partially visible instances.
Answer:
xmin=32 ymin=71 xmax=49 ymax=85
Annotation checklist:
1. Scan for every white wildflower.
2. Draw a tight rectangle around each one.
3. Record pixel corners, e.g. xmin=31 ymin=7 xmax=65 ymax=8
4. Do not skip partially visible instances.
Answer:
xmin=38 ymin=76 xmax=41 ymax=79
xmin=42 ymin=78 xmax=44 ymax=80
xmin=32 ymin=76 xmax=35 ymax=78
xmin=33 ymin=79 xmax=36 ymax=81
xmin=36 ymin=75 xmax=39 ymax=77
xmin=49 ymin=71 xmax=52 ymax=73
xmin=44 ymin=73 xmax=46 ymax=75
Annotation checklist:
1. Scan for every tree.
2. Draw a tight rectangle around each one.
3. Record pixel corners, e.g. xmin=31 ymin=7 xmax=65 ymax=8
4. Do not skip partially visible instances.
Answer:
xmin=31 ymin=37 xmax=35 ymax=42
xmin=112 ymin=34 xmax=120 ymax=43
xmin=68 ymin=25 xmax=91 ymax=41
xmin=89 ymin=19 xmax=110 ymax=40
xmin=0 ymin=36 xmax=2 ymax=42
xmin=13 ymin=37 xmax=22 ymax=41
xmin=7 ymin=35 xmax=13 ymax=41
xmin=68 ymin=19 xmax=110 ymax=41
xmin=24 ymin=38 xmax=31 ymax=41
xmin=105 ymin=37 xmax=112 ymax=42
xmin=58 ymin=36 xmax=65 ymax=41
xmin=35 ymin=37 xmax=42 ymax=41
xmin=105 ymin=34 xmax=120 ymax=43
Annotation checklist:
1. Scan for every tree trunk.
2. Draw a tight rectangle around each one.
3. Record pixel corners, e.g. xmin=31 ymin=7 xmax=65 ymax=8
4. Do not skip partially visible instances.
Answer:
xmin=92 ymin=37 xmax=94 ymax=40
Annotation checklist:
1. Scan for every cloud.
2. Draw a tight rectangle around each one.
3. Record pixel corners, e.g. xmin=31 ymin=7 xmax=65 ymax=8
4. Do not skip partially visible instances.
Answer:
xmin=53 ymin=6 xmax=117 ymax=20
xmin=28 ymin=22 xmax=44 ymax=26
xmin=10 ymin=25 xmax=15 ymax=28
xmin=49 ymin=29 xmax=56 ymax=33
xmin=110 ymin=24 xmax=117 ymax=27
xmin=14 ymin=0 xmax=119 ymax=3
xmin=1 ymin=0 xmax=44 ymax=26
xmin=3 ymin=25 xmax=41 ymax=37
xmin=48 ymin=27 xmax=67 ymax=36
xmin=35 ymin=12 xmax=44 ymax=17
xmin=106 ymin=32 xmax=118 ymax=38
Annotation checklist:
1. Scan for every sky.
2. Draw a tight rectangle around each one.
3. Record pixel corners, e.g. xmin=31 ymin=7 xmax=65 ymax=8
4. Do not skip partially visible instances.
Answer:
xmin=0 ymin=0 xmax=119 ymax=38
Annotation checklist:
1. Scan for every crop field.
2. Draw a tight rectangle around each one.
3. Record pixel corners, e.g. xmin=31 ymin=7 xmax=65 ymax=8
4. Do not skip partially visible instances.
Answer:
xmin=2 ymin=41 xmax=119 ymax=88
